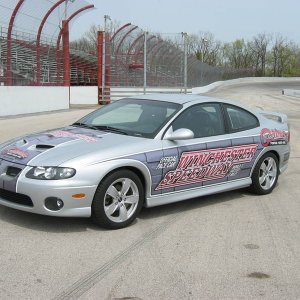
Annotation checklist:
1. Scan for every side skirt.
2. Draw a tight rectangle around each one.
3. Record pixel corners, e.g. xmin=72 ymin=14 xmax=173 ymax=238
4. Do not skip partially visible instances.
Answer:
xmin=145 ymin=178 xmax=252 ymax=208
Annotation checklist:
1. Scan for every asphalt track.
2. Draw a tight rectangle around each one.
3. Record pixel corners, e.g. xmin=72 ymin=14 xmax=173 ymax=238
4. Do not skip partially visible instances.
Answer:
xmin=0 ymin=80 xmax=300 ymax=300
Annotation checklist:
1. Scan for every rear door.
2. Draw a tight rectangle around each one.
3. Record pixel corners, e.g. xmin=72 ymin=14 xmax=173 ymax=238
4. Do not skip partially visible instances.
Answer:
xmin=222 ymin=103 xmax=262 ymax=181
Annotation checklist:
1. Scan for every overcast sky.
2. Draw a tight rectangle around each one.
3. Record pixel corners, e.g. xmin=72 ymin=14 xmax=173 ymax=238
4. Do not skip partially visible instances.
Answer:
xmin=70 ymin=0 xmax=300 ymax=43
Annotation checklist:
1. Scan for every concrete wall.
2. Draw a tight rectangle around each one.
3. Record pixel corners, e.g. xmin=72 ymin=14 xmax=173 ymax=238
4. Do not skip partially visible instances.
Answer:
xmin=192 ymin=77 xmax=300 ymax=94
xmin=0 ymin=86 xmax=69 ymax=117
xmin=69 ymin=86 xmax=192 ymax=105
xmin=282 ymin=89 xmax=300 ymax=98
xmin=2 ymin=78 xmax=299 ymax=117
xmin=70 ymin=86 xmax=98 ymax=105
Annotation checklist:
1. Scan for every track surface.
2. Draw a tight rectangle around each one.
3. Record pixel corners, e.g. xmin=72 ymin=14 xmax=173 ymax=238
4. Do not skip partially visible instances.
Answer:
xmin=0 ymin=80 xmax=300 ymax=300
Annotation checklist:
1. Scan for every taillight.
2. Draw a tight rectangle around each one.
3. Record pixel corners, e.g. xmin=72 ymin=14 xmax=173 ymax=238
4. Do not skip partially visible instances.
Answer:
xmin=288 ymin=131 xmax=290 ymax=143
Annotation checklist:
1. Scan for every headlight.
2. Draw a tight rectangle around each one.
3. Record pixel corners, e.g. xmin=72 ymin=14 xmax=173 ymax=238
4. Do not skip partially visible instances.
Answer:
xmin=26 ymin=167 xmax=76 ymax=180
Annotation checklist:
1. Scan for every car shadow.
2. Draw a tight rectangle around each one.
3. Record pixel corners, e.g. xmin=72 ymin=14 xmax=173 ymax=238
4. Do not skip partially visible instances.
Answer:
xmin=0 ymin=206 xmax=103 ymax=233
xmin=138 ymin=188 xmax=253 ymax=221
xmin=0 ymin=188 xmax=257 ymax=233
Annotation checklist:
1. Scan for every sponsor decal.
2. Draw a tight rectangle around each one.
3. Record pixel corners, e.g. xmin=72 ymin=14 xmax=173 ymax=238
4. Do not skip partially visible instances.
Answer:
xmin=227 ymin=164 xmax=242 ymax=177
xmin=47 ymin=130 xmax=98 ymax=143
xmin=156 ymin=144 xmax=258 ymax=190
xmin=1 ymin=147 xmax=29 ymax=159
xmin=157 ymin=156 xmax=177 ymax=169
xmin=260 ymin=128 xmax=288 ymax=147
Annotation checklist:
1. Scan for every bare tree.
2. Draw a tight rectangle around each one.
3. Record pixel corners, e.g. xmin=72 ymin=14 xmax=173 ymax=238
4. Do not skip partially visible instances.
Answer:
xmin=251 ymin=33 xmax=271 ymax=76
xmin=186 ymin=32 xmax=223 ymax=66
xmin=70 ymin=20 xmax=121 ymax=53
xmin=269 ymin=34 xmax=297 ymax=76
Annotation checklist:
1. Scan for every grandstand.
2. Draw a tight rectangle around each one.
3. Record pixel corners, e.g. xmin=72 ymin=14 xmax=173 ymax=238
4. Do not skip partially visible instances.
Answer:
xmin=0 ymin=0 xmax=250 ymax=97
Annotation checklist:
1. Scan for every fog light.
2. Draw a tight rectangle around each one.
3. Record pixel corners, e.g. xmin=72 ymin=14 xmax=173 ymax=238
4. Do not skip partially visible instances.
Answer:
xmin=45 ymin=197 xmax=64 ymax=211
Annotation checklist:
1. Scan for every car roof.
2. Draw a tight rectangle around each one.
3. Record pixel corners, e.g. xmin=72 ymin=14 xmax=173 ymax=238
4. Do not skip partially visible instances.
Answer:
xmin=128 ymin=93 xmax=252 ymax=111
xmin=129 ymin=93 xmax=215 ymax=104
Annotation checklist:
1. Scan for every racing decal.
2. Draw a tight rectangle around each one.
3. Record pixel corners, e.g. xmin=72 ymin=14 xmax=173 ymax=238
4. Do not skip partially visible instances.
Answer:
xmin=227 ymin=164 xmax=243 ymax=176
xmin=1 ymin=147 xmax=29 ymax=159
xmin=47 ymin=130 xmax=98 ymax=143
xmin=156 ymin=144 xmax=258 ymax=190
xmin=260 ymin=128 xmax=289 ymax=147
xmin=0 ymin=160 xmax=26 ymax=192
xmin=156 ymin=156 xmax=177 ymax=169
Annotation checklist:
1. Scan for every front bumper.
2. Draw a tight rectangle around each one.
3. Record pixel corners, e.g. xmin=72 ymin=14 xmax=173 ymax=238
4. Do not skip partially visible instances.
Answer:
xmin=0 ymin=175 xmax=97 ymax=217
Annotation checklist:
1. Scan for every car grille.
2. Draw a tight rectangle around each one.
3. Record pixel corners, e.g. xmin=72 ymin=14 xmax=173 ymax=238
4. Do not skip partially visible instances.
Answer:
xmin=0 ymin=188 xmax=33 ymax=207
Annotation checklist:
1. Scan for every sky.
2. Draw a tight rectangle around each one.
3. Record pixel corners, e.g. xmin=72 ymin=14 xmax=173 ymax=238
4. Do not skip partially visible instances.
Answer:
xmin=70 ymin=0 xmax=300 ymax=44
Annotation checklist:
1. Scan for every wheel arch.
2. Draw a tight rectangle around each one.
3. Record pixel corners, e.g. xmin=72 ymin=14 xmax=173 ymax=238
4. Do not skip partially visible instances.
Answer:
xmin=93 ymin=159 xmax=152 ymax=198
xmin=250 ymin=148 xmax=280 ymax=177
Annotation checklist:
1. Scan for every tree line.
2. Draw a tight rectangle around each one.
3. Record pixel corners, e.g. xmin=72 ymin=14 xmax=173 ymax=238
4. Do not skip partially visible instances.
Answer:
xmin=187 ymin=32 xmax=300 ymax=77
xmin=70 ymin=24 xmax=300 ymax=77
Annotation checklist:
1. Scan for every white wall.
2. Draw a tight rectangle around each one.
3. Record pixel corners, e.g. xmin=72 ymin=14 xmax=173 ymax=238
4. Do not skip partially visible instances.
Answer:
xmin=192 ymin=77 xmax=300 ymax=94
xmin=70 ymin=86 xmax=98 ymax=105
xmin=0 ymin=86 xmax=69 ymax=117
xmin=69 ymin=86 xmax=192 ymax=105
xmin=282 ymin=89 xmax=300 ymax=98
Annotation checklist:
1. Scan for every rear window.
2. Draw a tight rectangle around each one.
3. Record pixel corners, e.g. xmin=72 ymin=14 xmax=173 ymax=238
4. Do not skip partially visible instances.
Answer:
xmin=224 ymin=104 xmax=259 ymax=132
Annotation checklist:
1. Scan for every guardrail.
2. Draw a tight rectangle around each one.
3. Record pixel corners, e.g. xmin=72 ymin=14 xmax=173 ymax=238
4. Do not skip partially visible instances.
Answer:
xmin=282 ymin=89 xmax=300 ymax=98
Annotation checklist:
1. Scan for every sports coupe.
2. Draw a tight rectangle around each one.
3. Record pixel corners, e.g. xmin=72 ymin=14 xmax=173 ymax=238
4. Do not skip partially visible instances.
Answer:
xmin=0 ymin=94 xmax=290 ymax=229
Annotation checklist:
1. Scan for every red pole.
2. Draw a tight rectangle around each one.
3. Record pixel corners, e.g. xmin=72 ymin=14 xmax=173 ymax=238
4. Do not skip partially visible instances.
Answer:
xmin=56 ymin=4 xmax=94 ymax=86
xmin=105 ymin=32 xmax=111 ymax=104
xmin=110 ymin=23 xmax=131 ymax=42
xmin=62 ymin=20 xmax=70 ymax=87
xmin=36 ymin=0 xmax=65 ymax=85
xmin=97 ymin=31 xmax=104 ymax=104
xmin=6 ymin=0 xmax=25 ymax=86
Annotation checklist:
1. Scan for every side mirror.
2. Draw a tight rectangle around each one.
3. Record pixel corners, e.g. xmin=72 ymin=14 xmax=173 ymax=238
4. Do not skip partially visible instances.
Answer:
xmin=164 ymin=127 xmax=194 ymax=141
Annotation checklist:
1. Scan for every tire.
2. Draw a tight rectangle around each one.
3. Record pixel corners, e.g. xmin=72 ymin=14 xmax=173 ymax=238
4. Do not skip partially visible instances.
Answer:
xmin=91 ymin=169 xmax=144 ymax=229
xmin=250 ymin=152 xmax=279 ymax=195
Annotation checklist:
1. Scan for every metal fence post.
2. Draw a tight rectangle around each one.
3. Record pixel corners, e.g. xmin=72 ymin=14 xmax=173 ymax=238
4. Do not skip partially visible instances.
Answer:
xmin=143 ymin=31 xmax=147 ymax=94
xmin=183 ymin=32 xmax=188 ymax=94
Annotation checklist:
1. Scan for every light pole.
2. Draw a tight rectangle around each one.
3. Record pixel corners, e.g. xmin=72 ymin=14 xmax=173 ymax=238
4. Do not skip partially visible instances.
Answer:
xmin=201 ymin=38 xmax=208 ymax=63
xmin=64 ymin=0 xmax=75 ymax=20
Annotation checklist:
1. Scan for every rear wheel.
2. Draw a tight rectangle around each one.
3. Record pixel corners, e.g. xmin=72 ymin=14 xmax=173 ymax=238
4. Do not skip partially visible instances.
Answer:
xmin=91 ymin=170 xmax=144 ymax=229
xmin=250 ymin=152 xmax=279 ymax=195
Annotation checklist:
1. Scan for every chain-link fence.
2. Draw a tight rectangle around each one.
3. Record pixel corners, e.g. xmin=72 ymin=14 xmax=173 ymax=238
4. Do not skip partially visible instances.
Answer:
xmin=0 ymin=0 xmax=94 ymax=86
xmin=0 ymin=0 xmax=252 ymax=99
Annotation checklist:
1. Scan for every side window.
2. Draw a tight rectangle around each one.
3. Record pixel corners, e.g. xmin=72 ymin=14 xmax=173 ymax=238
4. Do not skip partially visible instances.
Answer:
xmin=172 ymin=103 xmax=225 ymax=138
xmin=224 ymin=104 xmax=259 ymax=132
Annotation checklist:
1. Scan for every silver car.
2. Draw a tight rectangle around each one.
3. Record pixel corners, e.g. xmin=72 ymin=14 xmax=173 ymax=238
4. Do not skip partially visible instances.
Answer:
xmin=0 ymin=94 xmax=290 ymax=229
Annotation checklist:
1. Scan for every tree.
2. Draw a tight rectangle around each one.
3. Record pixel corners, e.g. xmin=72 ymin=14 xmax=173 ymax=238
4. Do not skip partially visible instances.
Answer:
xmin=269 ymin=34 xmax=299 ymax=77
xmin=188 ymin=32 xmax=223 ymax=66
xmin=223 ymin=39 xmax=254 ymax=70
xmin=251 ymin=33 xmax=271 ymax=76
xmin=69 ymin=20 xmax=120 ymax=53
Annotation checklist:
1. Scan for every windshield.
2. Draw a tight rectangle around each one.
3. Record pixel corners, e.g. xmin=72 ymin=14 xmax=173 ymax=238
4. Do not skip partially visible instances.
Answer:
xmin=75 ymin=98 xmax=182 ymax=138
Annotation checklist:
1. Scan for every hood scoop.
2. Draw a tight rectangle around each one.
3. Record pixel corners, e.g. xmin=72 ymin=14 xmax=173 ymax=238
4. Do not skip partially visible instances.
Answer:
xmin=29 ymin=144 xmax=55 ymax=152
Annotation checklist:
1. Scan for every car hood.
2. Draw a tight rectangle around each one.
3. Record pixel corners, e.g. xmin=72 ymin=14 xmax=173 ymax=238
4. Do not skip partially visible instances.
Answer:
xmin=0 ymin=126 xmax=158 ymax=167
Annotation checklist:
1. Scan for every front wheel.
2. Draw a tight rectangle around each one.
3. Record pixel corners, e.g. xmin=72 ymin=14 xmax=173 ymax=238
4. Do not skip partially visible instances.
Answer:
xmin=91 ymin=170 xmax=144 ymax=229
xmin=250 ymin=152 xmax=279 ymax=195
